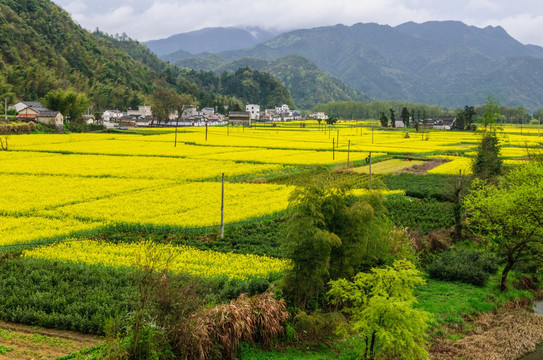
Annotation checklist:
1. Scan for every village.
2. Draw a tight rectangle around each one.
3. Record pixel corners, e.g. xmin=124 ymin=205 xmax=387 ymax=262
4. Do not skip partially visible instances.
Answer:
xmin=8 ymin=100 xmax=462 ymax=131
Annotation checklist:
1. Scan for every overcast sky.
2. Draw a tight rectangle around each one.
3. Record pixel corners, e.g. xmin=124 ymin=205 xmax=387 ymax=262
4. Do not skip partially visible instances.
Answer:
xmin=52 ymin=0 xmax=543 ymax=46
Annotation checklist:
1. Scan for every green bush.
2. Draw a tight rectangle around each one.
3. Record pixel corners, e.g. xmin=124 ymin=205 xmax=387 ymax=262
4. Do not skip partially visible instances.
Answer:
xmin=427 ymin=249 xmax=498 ymax=286
xmin=383 ymin=174 xmax=460 ymax=202
xmin=0 ymin=258 xmax=134 ymax=334
xmin=0 ymin=257 xmax=281 ymax=335
xmin=384 ymin=196 xmax=455 ymax=234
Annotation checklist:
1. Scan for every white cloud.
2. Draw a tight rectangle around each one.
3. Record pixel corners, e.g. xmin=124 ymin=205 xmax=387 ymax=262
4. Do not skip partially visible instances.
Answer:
xmin=488 ymin=13 xmax=543 ymax=45
xmin=52 ymin=0 xmax=543 ymax=46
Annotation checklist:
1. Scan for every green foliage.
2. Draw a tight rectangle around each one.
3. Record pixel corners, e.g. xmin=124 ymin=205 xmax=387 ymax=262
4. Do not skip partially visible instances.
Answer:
xmin=472 ymin=130 xmax=502 ymax=179
xmin=401 ymin=107 xmax=410 ymax=128
xmin=415 ymin=272 xmax=533 ymax=328
xmin=379 ymin=112 xmax=388 ymax=127
xmin=325 ymin=116 xmax=338 ymax=125
xmin=281 ymin=177 xmax=387 ymax=309
xmin=0 ymin=345 xmax=14 ymax=354
xmin=100 ymin=219 xmax=285 ymax=259
xmin=464 ymin=162 xmax=543 ymax=290
xmin=180 ymin=67 xmax=294 ymax=110
xmin=384 ymin=196 xmax=456 ymax=234
xmin=0 ymin=0 xmax=154 ymax=109
xmin=292 ymin=311 xmax=345 ymax=342
xmin=177 ymin=54 xmax=371 ymax=109
xmin=481 ymin=94 xmax=501 ymax=129
xmin=455 ymin=105 xmax=476 ymax=130
xmin=328 ymin=260 xmax=431 ymax=360
xmin=314 ymin=100 xmax=445 ymax=121
xmin=0 ymin=258 xmax=134 ymax=334
xmin=0 ymin=255 xmax=281 ymax=336
xmin=383 ymin=173 xmax=461 ymax=202
xmin=42 ymin=88 xmax=89 ymax=122
xmin=427 ymin=249 xmax=498 ymax=286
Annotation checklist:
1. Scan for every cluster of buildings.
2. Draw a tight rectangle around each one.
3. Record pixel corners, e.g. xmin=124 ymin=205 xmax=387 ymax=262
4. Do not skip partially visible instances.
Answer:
xmin=245 ymin=104 xmax=303 ymax=122
xmin=11 ymin=101 xmax=64 ymax=131
xmin=101 ymin=103 xmax=313 ymax=128
xmin=9 ymin=101 xmax=328 ymax=130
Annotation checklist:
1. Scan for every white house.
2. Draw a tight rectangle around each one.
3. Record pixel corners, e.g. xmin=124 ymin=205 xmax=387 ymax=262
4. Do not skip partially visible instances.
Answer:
xmin=310 ymin=112 xmax=328 ymax=120
xmin=127 ymin=105 xmax=152 ymax=118
xmin=246 ymin=104 xmax=260 ymax=120
xmin=102 ymin=110 xmax=123 ymax=122
xmin=181 ymin=105 xmax=198 ymax=120
xmin=201 ymin=107 xmax=215 ymax=117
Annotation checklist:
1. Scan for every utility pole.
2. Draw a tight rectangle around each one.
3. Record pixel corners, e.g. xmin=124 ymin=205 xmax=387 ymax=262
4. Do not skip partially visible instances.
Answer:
xmin=221 ymin=173 xmax=225 ymax=239
xmin=4 ymin=98 xmax=7 ymax=120
xmin=332 ymin=138 xmax=335 ymax=160
xmin=347 ymin=140 xmax=350 ymax=168
xmin=368 ymin=152 xmax=372 ymax=189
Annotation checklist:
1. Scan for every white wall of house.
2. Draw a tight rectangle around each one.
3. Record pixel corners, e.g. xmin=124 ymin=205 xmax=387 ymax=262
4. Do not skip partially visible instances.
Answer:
xmin=246 ymin=104 xmax=260 ymax=120
xmin=201 ymin=107 xmax=215 ymax=116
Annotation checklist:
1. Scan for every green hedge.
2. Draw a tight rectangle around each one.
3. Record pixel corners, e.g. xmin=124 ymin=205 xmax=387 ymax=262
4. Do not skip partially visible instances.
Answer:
xmin=383 ymin=174 xmax=461 ymax=202
xmin=427 ymin=249 xmax=498 ymax=286
xmin=384 ymin=196 xmax=455 ymax=234
xmin=0 ymin=257 xmax=281 ymax=335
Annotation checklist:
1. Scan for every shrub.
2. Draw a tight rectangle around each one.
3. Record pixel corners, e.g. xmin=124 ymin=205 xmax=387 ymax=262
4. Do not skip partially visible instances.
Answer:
xmin=427 ymin=249 xmax=498 ymax=286
xmin=383 ymin=174 xmax=459 ymax=202
xmin=292 ymin=311 xmax=345 ymax=342
xmin=472 ymin=130 xmax=502 ymax=179
xmin=190 ymin=292 xmax=289 ymax=360
xmin=384 ymin=196 xmax=455 ymax=234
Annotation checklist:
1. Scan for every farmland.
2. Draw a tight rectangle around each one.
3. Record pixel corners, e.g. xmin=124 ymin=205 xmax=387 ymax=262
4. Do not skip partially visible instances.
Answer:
xmin=1 ymin=121 xmax=536 ymax=248
xmin=0 ymin=121 xmax=541 ymax=359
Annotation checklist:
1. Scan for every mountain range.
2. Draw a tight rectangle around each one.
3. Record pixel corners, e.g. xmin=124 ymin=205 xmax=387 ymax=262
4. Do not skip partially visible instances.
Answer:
xmin=176 ymin=54 xmax=370 ymax=109
xmin=145 ymin=27 xmax=277 ymax=57
xmin=155 ymin=21 xmax=543 ymax=111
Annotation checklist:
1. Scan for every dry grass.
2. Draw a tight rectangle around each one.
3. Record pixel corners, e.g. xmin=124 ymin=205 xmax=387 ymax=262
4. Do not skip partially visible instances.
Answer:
xmin=0 ymin=321 xmax=101 ymax=360
xmin=178 ymin=292 xmax=289 ymax=360
xmin=430 ymin=307 xmax=543 ymax=360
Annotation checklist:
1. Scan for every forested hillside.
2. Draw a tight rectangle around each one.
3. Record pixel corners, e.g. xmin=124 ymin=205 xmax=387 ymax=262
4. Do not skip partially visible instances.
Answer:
xmin=203 ymin=21 xmax=543 ymax=110
xmin=0 ymin=0 xmax=155 ymax=110
xmin=0 ymin=0 xmax=294 ymax=112
xmin=177 ymin=54 xmax=370 ymax=109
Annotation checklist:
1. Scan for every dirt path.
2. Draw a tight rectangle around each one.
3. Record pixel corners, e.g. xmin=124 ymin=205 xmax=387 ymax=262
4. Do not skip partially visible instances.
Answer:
xmin=396 ymin=158 xmax=449 ymax=175
xmin=0 ymin=321 xmax=102 ymax=359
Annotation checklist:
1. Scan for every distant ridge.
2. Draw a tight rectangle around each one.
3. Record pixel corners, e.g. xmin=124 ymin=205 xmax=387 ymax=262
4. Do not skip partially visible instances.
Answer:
xmin=145 ymin=27 xmax=277 ymax=57
xmin=197 ymin=21 xmax=543 ymax=110
xmin=176 ymin=54 xmax=371 ymax=108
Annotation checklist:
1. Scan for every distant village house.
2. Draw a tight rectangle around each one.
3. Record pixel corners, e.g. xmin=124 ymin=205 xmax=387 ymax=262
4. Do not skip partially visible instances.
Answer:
xmin=14 ymin=101 xmax=63 ymax=130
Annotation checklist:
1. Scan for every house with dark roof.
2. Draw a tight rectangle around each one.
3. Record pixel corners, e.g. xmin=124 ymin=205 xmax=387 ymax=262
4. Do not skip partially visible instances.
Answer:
xmin=228 ymin=112 xmax=251 ymax=126
xmin=15 ymin=101 xmax=63 ymax=129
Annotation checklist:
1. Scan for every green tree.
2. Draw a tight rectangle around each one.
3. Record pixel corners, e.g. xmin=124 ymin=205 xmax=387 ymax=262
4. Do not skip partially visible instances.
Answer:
xmin=281 ymin=177 xmax=386 ymax=309
xmin=42 ymin=88 xmax=89 ymax=123
xmin=533 ymin=108 xmax=543 ymax=121
xmin=149 ymin=83 xmax=177 ymax=125
xmin=481 ymin=95 xmax=500 ymax=129
xmin=389 ymin=108 xmax=396 ymax=128
xmin=328 ymin=260 xmax=431 ymax=360
xmin=464 ymin=162 xmax=543 ymax=290
xmin=326 ymin=116 xmax=338 ymax=125
xmin=472 ymin=130 xmax=502 ymax=179
xmin=379 ymin=112 xmax=388 ymax=127
xmin=401 ymin=107 xmax=410 ymax=128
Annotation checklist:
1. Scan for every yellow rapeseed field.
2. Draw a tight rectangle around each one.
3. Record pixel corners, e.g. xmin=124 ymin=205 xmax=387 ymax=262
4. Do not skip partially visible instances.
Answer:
xmin=3 ymin=122 xmax=540 ymax=249
xmin=22 ymin=240 xmax=289 ymax=280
